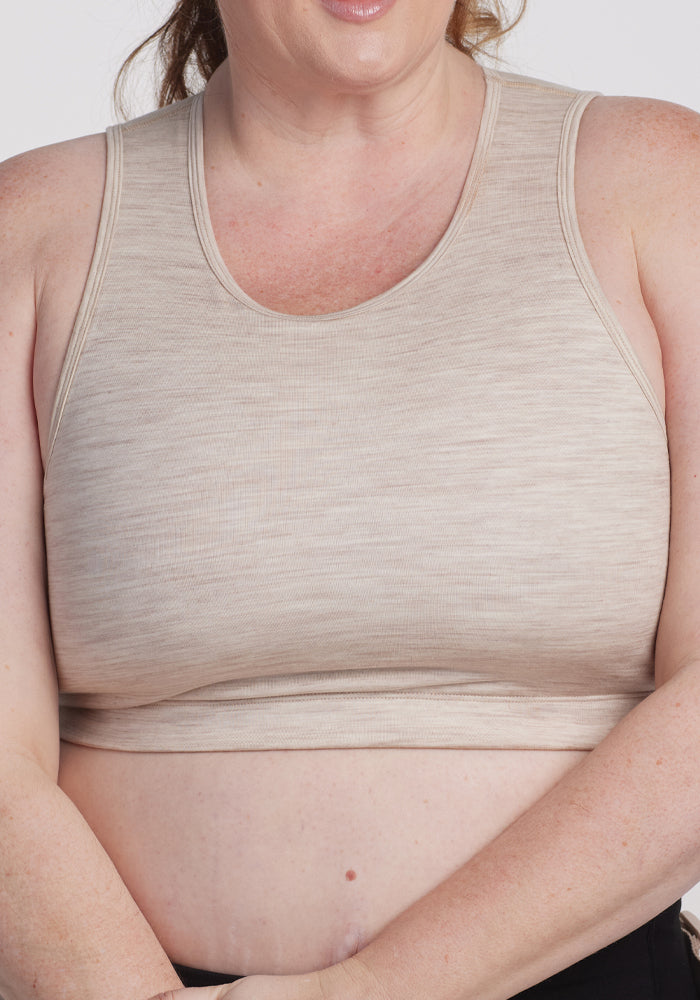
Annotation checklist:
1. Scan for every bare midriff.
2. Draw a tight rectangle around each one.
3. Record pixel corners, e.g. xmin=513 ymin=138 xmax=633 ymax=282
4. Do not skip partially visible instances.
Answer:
xmin=57 ymin=743 xmax=588 ymax=975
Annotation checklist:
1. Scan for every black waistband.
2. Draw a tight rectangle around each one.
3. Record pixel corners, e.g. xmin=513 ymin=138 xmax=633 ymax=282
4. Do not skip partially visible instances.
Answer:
xmin=172 ymin=963 xmax=243 ymax=987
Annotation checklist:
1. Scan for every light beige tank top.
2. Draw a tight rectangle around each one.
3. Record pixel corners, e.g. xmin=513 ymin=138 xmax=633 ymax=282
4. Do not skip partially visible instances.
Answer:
xmin=44 ymin=68 xmax=670 ymax=752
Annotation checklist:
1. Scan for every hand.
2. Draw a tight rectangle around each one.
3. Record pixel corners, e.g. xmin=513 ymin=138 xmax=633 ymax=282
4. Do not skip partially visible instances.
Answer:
xmin=148 ymin=971 xmax=324 ymax=1000
xmin=148 ymin=956 xmax=389 ymax=1000
xmin=151 ymin=973 xmax=326 ymax=1000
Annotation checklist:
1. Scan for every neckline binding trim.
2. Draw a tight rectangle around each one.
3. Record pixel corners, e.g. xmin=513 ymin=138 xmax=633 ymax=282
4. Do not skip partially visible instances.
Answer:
xmin=187 ymin=67 xmax=501 ymax=322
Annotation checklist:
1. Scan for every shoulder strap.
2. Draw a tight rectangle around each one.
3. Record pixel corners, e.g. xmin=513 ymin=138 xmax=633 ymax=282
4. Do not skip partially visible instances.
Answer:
xmin=45 ymin=98 xmax=200 ymax=469
xmin=47 ymin=123 xmax=123 ymax=464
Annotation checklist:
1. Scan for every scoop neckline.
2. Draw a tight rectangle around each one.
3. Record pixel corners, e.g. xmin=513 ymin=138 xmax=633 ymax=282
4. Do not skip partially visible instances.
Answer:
xmin=187 ymin=65 xmax=501 ymax=322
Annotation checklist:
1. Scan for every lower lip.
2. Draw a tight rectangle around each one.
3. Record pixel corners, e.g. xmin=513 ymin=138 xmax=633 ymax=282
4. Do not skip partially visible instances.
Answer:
xmin=319 ymin=0 xmax=397 ymax=23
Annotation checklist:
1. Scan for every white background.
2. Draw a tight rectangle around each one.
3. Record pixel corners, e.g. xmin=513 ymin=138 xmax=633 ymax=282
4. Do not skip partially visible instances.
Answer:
xmin=3 ymin=0 xmax=700 ymax=912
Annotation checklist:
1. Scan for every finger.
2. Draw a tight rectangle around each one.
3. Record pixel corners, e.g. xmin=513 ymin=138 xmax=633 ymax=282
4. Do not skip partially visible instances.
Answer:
xmin=149 ymin=984 xmax=239 ymax=1000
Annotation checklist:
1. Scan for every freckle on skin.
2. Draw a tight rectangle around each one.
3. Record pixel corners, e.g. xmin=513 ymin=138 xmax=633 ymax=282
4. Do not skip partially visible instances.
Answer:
xmin=656 ymin=758 xmax=663 ymax=766
xmin=345 ymin=869 xmax=357 ymax=882
xmin=8 ymin=331 xmax=13 ymax=337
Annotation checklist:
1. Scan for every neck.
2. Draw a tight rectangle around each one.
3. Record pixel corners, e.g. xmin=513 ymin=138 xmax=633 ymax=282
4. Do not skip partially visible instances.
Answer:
xmin=203 ymin=43 xmax=484 ymax=183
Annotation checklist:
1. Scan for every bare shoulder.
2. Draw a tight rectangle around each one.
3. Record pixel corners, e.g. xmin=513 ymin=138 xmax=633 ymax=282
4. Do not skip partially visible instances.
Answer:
xmin=0 ymin=131 xmax=106 ymax=205
xmin=576 ymin=95 xmax=700 ymax=347
xmin=576 ymin=94 xmax=700 ymax=222
xmin=1 ymin=133 xmax=108 ymax=463
xmin=0 ymin=132 xmax=106 ymax=278
xmin=579 ymin=92 xmax=700 ymax=149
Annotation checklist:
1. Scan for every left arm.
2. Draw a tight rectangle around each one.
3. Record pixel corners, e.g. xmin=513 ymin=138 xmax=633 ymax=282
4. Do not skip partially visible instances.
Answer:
xmin=153 ymin=97 xmax=700 ymax=1000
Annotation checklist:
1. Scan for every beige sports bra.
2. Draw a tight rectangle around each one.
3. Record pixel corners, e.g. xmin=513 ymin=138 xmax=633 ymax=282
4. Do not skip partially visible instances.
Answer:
xmin=44 ymin=68 xmax=670 ymax=751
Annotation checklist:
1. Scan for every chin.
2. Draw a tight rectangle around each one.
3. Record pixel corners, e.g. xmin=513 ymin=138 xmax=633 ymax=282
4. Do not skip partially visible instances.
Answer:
xmin=316 ymin=36 xmax=417 ymax=92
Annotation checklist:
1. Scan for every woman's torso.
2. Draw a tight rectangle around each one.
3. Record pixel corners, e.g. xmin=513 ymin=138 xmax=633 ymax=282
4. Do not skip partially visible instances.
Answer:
xmin=37 ymin=65 xmax=667 ymax=975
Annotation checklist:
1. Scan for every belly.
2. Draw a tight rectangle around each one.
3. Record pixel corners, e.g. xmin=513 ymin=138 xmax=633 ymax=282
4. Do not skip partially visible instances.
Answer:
xmin=57 ymin=743 xmax=587 ymax=975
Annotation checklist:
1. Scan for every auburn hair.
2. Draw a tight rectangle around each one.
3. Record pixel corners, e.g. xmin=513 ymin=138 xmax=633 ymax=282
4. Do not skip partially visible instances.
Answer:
xmin=114 ymin=0 xmax=526 ymax=116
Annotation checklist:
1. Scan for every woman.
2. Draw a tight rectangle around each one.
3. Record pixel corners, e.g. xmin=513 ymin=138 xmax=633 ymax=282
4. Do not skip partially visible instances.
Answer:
xmin=1 ymin=0 xmax=700 ymax=998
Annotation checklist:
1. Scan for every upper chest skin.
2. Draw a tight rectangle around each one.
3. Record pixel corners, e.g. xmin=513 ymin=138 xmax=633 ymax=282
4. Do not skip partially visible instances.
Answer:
xmin=32 ymin=94 xmax=666 ymax=469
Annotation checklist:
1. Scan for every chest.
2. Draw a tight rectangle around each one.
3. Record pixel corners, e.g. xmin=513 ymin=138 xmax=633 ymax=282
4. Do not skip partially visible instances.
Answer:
xmin=41 ymin=85 xmax=671 ymax=706
xmin=204 ymin=168 xmax=467 ymax=317
xmin=44 ymin=264 xmax=670 ymax=701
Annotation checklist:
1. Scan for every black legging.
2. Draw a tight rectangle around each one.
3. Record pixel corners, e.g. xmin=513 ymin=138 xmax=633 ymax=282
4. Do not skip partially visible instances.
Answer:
xmin=173 ymin=900 xmax=698 ymax=998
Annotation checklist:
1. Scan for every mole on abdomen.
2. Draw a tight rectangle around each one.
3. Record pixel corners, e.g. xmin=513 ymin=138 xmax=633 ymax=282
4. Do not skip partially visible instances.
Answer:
xmin=345 ymin=869 xmax=357 ymax=882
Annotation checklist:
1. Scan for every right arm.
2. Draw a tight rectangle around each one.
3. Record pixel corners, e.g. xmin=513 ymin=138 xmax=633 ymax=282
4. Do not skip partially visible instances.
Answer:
xmin=0 ymin=150 xmax=184 ymax=1000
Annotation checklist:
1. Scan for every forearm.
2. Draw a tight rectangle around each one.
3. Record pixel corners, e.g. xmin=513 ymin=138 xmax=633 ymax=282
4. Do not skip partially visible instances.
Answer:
xmin=0 ymin=753 xmax=183 ymax=1000
xmin=346 ymin=664 xmax=700 ymax=1000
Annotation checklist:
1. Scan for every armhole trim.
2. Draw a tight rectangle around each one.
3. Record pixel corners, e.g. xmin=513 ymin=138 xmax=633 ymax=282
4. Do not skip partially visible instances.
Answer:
xmin=44 ymin=122 xmax=124 ymax=474
xmin=557 ymin=90 xmax=667 ymax=439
